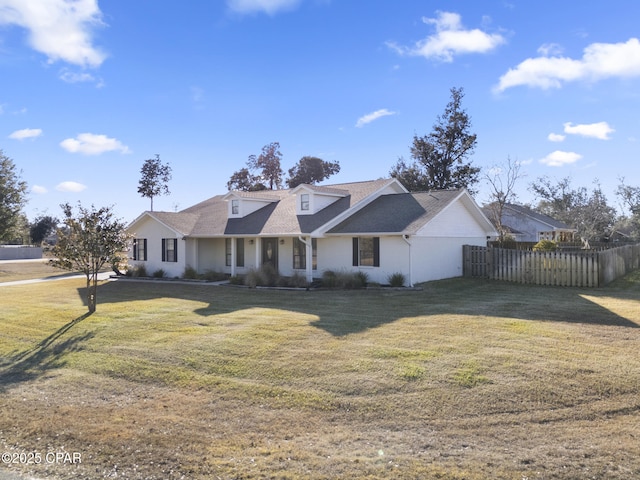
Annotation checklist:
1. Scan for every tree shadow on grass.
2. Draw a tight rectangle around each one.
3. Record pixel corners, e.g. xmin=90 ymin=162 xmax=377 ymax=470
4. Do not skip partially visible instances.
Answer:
xmin=0 ymin=313 xmax=94 ymax=391
xmin=92 ymin=277 xmax=640 ymax=338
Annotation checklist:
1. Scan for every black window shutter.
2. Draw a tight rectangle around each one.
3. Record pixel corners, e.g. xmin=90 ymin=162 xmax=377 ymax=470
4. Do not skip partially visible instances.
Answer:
xmin=132 ymin=239 xmax=137 ymax=261
xmin=173 ymin=238 xmax=178 ymax=262
xmin=162 ymin=239 xmax=166 ymax=262
xmin=352 ymin=237 xmax=359 ymax=266
xmin=143 ymin=239 xmax=148 ymax=261
xmin=373 ymin=237 xmax=380 ymax=267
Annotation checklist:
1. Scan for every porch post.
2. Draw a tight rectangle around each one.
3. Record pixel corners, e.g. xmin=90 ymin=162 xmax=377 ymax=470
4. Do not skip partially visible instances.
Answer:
xmin=230 ymin=237 xmax=236 ymax=277
xmin=298 ymin=235 xmax=314 ymax=284
xmin=255 ymin=237 xmax=261 ymax=267
xmin=305 ymin=236 xmax=313 ymax=284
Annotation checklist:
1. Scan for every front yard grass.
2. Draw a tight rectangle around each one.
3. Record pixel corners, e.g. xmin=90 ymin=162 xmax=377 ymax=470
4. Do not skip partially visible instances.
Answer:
xmin=1 ymin=272 xmax=640 ymax=479
xmin=0 ymin=259 xmax=76 ymax=283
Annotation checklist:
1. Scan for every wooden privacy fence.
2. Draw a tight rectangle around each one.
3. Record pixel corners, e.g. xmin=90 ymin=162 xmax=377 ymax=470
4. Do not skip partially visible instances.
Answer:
xmin=463 ymin=244 xmax=640 ymax=287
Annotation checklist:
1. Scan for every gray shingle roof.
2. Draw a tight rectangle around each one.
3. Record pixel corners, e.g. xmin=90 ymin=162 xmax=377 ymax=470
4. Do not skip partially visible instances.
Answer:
xmin=327 ymin=190 xmax=463 ymax=235
xmin=146 ymin=179 xmax=395 ymax=237
xmin=503 ymin=204 xmax=575 ymax=230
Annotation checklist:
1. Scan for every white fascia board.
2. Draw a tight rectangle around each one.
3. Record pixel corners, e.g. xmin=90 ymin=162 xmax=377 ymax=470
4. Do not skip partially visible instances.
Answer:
xmin=126 ymin=212 xmax=187 ymax=238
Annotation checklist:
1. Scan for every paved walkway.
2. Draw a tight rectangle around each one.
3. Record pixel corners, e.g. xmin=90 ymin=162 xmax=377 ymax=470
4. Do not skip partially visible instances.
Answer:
xmin=0 ymin=271 xmax=114 ymax=287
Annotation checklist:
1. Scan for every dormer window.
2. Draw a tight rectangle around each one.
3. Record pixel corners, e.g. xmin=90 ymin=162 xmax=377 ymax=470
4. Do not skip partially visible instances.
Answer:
xmin=231 ymin=199 xmax=239 ymax=215
xmin=300 ymin=194 xmax=310 ymax=211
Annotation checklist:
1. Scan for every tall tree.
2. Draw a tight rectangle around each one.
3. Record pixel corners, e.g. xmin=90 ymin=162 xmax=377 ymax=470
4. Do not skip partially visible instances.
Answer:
xmin=390 ymin=87 xmax=480 ymax=193
xmin=138 ymin=154 xmax=172 ymax=211
xmin=29 ymin=215 xmax=58 ymax=245
xmin=483 ymin=156 xmax=524 ymax=244
xmin=286 ymin=156 xmax=340 ymax=188
xmin=615 ymin=178 xmax=640 ymax=240
xmin=51 ymin=203 xmax=130 ymax=313
xmin=247 ymin=142 xmax=283 ymax=190
xmin=0 ymin=150 xmax=29 ymax=242
xmin=227 ymin=142 xmax=283 ymax=191
xmin=530 ymin=176 xmax=617 ymax=247
xmin=226 ymin=167 xmax=266 ymax=192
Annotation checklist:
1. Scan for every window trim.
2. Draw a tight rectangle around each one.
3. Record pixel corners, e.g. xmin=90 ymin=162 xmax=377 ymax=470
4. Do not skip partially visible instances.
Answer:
xmin=226 ymin=238 xmax=245 ymax=267
xmin=300 ymin=193 xmax=310 ymax=211
xmin=231 ymin=199 xmax=240 ymax=215
xmin=293 ymin=237 xmax=317 ymax=270
xmin=133 ymin=238 xmax=147 ymax=261
xmin=352 ymin=237 xmax=379 ymax=267
xmin=162 ymin=238 xmax=178 ymax=263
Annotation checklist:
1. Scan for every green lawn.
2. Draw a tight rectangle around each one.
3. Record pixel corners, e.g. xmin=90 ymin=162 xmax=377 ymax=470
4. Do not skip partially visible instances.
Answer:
xmin=1 ymin=273 xmax=640 ymax=479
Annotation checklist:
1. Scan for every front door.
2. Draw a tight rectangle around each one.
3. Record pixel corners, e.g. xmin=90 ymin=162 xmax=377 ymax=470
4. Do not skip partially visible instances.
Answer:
xmin=262 ymin=237 xmax=279 ymax=271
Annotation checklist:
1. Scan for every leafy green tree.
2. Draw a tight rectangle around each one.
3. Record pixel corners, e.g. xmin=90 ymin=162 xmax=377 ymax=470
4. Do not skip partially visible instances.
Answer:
xmin=226 ymin=167 xmax=266 ymax=191
xmin=51 ymin=203 xmax=130 ymax=313
xmin=138 ymin=154 xmax=172 ymax=211
xmin=286 ymin=156 xmax=340 ymax=188
xmin=0 ymin=150 xmax=29 ymax=242
xmin=247 ymin=142 xmax=283 ymax=190
xmin=390 ymin=87 xmax=480 ymax=193
xmin=616 ymin=178 xmax=640 ymax=240
xmin=228 ymin=142 xmax=284 ymax=191
xmin=530 ymin=176 xmax=617 ymax=246
xmin=29 ymin=215 xmax=58 ymax=245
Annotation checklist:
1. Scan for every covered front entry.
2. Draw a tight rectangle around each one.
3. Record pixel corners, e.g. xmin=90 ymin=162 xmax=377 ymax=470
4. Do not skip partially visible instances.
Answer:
xmin=261 ymin=237 xmax=279 ymax=271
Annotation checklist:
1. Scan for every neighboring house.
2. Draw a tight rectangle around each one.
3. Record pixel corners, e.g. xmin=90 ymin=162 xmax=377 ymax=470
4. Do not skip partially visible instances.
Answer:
xmin=484 ymin=203 xmax=576 ymax=243
xmin=126 ymin=178 xmax=496 ymax=286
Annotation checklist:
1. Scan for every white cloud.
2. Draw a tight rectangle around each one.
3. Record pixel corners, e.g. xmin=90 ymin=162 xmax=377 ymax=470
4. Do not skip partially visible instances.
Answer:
xmin=56 ymin=181 xmax=87 ymax=192
xmin=0 ymin=0 xmax=106 ymax=67
xmin=355 ymin=109 xmax=396 ymax=128
xmin=547 ymin=133 xmax=566 ymax=142
xmin=60 ymin=133 xmax=130 ymax=155
xmin=540 ymin=150 xmax=582 ymax=167
xmin=388 ymin=11 xmax=505 ymax=62
xmin=496 ymin=38 xmax=640 ymax=92
xmin=563 ymin=121 xmax=614 ymax=140
xmin=8 ymin=128 xmax=42 ymax=140
xmin=59 ymin=68 xmax=104 ymax=86
xmin=537 ymin=43 xmax=563 ymax=56
xmin=31 ymin=185 xmax=48 ymax=194
xmin=226 ymin=0 xmax=301 ymax=15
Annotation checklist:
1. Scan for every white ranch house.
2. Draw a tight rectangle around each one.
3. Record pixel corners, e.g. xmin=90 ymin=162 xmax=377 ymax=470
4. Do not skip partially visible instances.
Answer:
xmin=126 ymin=178 xmax=497 ymax=286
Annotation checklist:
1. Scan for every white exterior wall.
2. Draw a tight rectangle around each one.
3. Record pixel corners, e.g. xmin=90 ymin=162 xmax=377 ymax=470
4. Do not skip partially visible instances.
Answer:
xmin=316 ymin=237 xmax=353 ymax=275
xmin=128 ymin=216 xmax=186 ymax=278
xmin=418 ymin=199 xmax=488 ymax=238
xmin=316 ymin=236 xmax=410 ymax=285
xmin=378 ymin=236 xmax=411 ymax=285
xmin=229 ymin=198 xmax=273 ymax=218
xmin=410 ymin=197 xmax=490 ymax=283
xmin=197 ymin=238 xmax=226 ymax=272
xmin=410 ymin=236 xmax=485 ymax=283
xmin=197 ymin=238 xmax=259 ymax=275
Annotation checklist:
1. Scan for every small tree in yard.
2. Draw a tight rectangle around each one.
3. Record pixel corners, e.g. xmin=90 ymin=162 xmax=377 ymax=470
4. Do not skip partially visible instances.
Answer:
xmin=484 ymin=156 xmax=525 ymax=245
xmin=138 ymin=154 xmax=172 ymax=211
xmin=0 ymin=150 xmax=29 ymax=242
xmin=51 ymin=203 xmax=131 ymax=313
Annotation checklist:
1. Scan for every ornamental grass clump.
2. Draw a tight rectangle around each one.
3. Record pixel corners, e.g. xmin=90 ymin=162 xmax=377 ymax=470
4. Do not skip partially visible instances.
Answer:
xmin=387 ymin=272 xmax=406 ymax=287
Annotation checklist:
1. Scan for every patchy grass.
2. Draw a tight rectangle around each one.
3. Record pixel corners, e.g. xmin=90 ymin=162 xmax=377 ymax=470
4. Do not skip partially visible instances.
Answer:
xmin=1 ymin=274 xmax=640 ymax=479
xmin=0 ymin=259 xmax=77 ymax=283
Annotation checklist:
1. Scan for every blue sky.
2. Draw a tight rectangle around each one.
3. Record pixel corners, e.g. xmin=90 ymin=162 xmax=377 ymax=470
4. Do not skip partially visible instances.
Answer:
xmin=1 ymin=0 xmax=639 ymax=223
